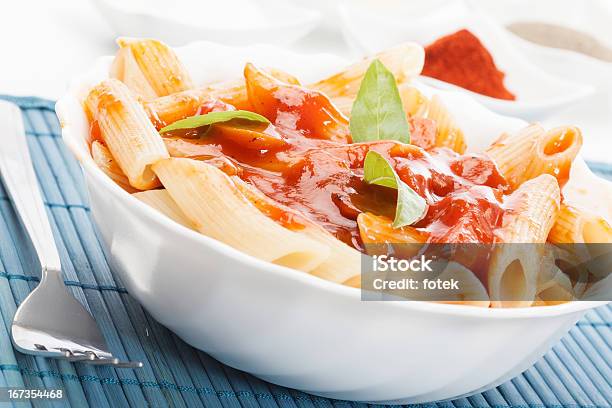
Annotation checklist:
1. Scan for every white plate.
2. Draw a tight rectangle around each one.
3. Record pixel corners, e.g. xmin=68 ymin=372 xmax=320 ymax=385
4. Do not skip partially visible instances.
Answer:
xmin=56 ymin=41 xmax=609 ymax=403
xmin=337 ymin=0 xmax=594 ymax=120
xmin=92 ymin=0 xmax=321 ymax=46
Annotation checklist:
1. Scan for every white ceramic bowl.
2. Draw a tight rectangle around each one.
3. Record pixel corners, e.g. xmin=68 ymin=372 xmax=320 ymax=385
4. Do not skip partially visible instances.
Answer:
xmin=337 ymin=0 xmax=594 ymax=121
xmin=92 ymin=0 xmax=321 ymax=46
xmin=56 ymin=41 xmax=609 ymax=404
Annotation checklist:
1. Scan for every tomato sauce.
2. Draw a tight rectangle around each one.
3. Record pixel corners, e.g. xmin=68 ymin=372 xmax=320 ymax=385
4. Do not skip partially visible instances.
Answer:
xmin=164 ymin=120 xmax=510 ymax=250
xmin=154 ymin=66 xmax=511 ymax=251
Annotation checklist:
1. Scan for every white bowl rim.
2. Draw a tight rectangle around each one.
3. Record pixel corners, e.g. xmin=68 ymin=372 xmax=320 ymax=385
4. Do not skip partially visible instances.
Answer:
xmin=55 ymin=42 xmax=609 ymax=320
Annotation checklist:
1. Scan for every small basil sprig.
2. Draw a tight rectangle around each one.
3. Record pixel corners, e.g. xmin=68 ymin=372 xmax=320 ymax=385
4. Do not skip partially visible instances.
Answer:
xmin=363 ymin=151 xmax=427 ymax=228
xmin=349 ymin=59 xmax=410 ymax=144
xmin=159 ymin=110 xmax=269 ymax=134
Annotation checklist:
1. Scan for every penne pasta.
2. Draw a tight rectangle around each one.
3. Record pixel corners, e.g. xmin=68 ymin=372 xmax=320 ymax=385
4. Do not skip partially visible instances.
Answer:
xmin=427 ymin=95 xmax=467 ymax=154
xmin=244 ymin=63 xmax=350 ymax=143
xmin=233 ymin=177 xmax=361 ymax=283
xmin=486 ymin=124 xmax=582 ymax=189
xmin=398 ymin=84 xmax=429 ymax=118
xmin=90 ymin=140 xmax=139 ymax=193
xmin=203 ymin=79 xmax=253 ymax=110
xmin=358 ymin=212 xmax=428 ymax=244
xmin=85 ymin=79 xmax=169 ymax=190
xmin=144 ymin=69 xmax=301 ymax=128
xmin=488 ymin=245 xmax=542 ymax=308
xmin=533 ymin=264 xmax=574 ymax=306
xmin=549 ymin=204 xmax=612 ymax=244
xmin=549 ymin=204 xmax=612 ymax=281
xmin=111 ymin=46 xmax=157 ymax=101
xmin=329 ymin=96 xmax=353 ymax=118
xmin=144 ymin=89 xmax=217 ymax=129
xmin=546 ymin=245 xmax=589 ymax=298
xmin=305 ymin=227 xmax=362 ymax=284
xmin=433 ymin=262 xmax=490 ymax=307
xmin=331 ymin=84 xmax=427 ymax=120
xmin=152 ymin=157 xmax=329 ymax=272
xmin=133 ymin=189 xmax=195 ymax=230
xmin=311 ymin=42 xmax=425 ymax=99
xmin=111 ymin=38 xmax=193 ymax=99
xmin=488 ymin=174 xmax=560 ymax=307
xmin=497 ymin=174 xmax=561 ymax=243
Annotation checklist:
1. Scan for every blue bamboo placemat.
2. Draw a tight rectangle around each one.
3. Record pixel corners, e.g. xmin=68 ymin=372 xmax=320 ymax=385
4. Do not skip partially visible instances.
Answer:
xmin=0 ymin=95 xmax=610 ymax=408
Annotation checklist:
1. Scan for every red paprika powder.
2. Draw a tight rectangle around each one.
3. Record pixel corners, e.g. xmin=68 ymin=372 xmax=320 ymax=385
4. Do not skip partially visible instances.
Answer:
xmin=422 ymin=29 xmax=516 ymax=100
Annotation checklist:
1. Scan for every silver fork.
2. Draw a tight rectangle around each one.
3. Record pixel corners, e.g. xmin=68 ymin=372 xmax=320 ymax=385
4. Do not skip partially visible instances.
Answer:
xmin=0 ymin=100 xmax=142 ymax=368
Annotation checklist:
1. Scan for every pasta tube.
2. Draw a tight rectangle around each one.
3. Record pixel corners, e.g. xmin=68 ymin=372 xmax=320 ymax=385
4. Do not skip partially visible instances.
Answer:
xmin=85 ymin=79 xmax=169 ymax=190
xmin=133 ymin=189 xmax=195 ymax=230
xmin=332 ymin=85 xmax=428 ymax=119
xmin=434 ymin=262 xmax=490 ymax=307
xmin=498 ymin=174 xmax=560 ymax=243
xmin=329 ymin=96 xmax=353 ymax=118
xmin=244 ymin=63 xmax=350 ymax=143
xmin=549 ymin=204 xmax=612 ymax=244
xmin=357 ymin=212 xmax=427 ymax=258
xmin=144 ymin=90 xmax=217 ymax=129
xmin=233 ymin=177 xmax=361 ymax=283
xmin=546 ymin=245 xmax=589 ymax=298
xmin=427 ymin=95 xmax=467 ymax=154
xmin=152 ymin=158 xmax=329 ymax=272
xmin=549 ymin=204 xmax=612 ymax=279
xmin=534 ymin=264 xmax=575 ymax=306
xmin=90 ymin=141 xmax=138 ymax=193
xmin=398 ymin=84 xmax=429 ymax=118
xmin=311 ymin=42 xmax=425 ymax=99
xmin=111 ymin=38 xmax=193 ymax=99
xmin=486 ymin=125 xmax=582 ymax=189
xmin=488 ymin=174 xmax=561 ymax=307
xmin=305 ymin=227 xmax=362 ymax=284
xmin=145 ymin=69 xmax=301 ymax=127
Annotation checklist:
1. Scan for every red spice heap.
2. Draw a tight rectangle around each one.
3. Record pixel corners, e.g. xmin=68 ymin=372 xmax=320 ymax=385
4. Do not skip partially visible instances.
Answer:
xmin=422 ymin=29 xmax=516 ymax=100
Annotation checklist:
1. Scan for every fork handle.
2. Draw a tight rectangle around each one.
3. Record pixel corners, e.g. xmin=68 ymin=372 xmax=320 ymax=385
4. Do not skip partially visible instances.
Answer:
xmin=0 ymin=101 xmax=62 ymax=272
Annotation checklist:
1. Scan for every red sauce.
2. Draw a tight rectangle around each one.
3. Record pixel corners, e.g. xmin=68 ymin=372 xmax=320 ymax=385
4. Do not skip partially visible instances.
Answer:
xmin=245 ymin=63 xmax=351 ymax=143
xmin=155 ymin=67 xmax=511 ymax=251
xmin=165 ymin=123 xmax=510 ymax=250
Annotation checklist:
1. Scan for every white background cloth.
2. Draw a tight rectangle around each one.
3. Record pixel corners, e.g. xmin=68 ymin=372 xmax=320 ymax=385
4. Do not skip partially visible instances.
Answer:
xmin=0 ymin=1 xmax=116 ymax=99
xmin=0 ymin=0 xmax=350 ymax=99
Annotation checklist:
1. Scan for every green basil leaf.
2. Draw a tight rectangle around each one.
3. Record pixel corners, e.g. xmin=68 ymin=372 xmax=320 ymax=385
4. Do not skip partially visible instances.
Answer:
xmin=349 ymin=59 xmax=410 ymax=144
xmin=363 ymin=151 xmax=427 ymax=228
xmin=160 ymin=110 xmax=270 ymax=133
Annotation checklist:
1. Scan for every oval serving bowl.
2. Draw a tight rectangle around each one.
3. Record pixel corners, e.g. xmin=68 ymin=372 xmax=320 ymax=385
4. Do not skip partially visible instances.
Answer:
xmin=56 ymin=41 xmax=609 ymax=404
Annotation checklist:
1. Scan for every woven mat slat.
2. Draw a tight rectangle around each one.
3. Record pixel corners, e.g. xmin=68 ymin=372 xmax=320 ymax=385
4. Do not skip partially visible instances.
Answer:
xmin=0 ymin=95 xmax=610 ymax=408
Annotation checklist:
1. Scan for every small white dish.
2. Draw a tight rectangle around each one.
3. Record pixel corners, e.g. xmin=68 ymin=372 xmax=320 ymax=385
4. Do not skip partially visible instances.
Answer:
xmin=56 ymin=40 xmax=610 ymax=403
xmin=508 ymin=34 xmax=612 ymax=164
xmin=92 ymin=0 xmax=321 ymax=46
xmin=337 ymin=0 xmax=595 ymax=120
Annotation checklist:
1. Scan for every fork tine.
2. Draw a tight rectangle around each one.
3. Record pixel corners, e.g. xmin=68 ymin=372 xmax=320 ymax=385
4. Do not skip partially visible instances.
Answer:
xmin=55 ymin=350 xmax=143 ymax=368
xmin=56 ymin=348 xmax=143 ymax=368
